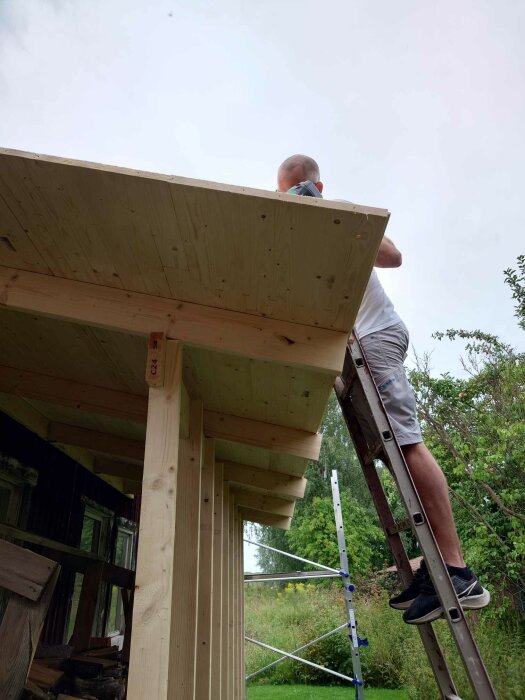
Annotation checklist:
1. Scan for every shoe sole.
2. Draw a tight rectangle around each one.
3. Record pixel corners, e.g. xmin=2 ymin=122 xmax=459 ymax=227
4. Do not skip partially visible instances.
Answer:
xmin=404 ymin=588 xmax=491 ymax=625
xmin=461 ymin=588 xmax=491 ymax=610
xmin=389 ymin=600 xmax=414 ymax=610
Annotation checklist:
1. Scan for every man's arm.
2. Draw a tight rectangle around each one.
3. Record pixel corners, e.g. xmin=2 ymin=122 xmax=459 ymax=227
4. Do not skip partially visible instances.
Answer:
xmin=375 ymin=236 xmax=402 ymax=268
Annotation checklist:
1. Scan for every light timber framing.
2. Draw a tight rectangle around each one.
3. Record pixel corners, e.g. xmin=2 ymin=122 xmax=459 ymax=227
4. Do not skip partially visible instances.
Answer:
xmin=0 ymin=266 xmax=347 ymax=375
xmin=238 ymin=507 xmax=292 ymax=530
xmin=127 ymin=339 xmax=183 ymax=700
xmin=204 ymin=411 xmax=321 ymax=460
xmin=231 ymin=489 xmax=296 ymax=517
xmin=223 ymin=462 xmax=307 ymax=499
xmin=47 ymin=422 xmax=144 ymax=462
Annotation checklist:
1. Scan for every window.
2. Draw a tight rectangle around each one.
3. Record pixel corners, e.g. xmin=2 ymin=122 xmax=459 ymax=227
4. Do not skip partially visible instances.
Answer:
xmin=67 ymin=503 xmax=113 ymax=641
xmin=106 ymin=522 xmax=137 ymax=635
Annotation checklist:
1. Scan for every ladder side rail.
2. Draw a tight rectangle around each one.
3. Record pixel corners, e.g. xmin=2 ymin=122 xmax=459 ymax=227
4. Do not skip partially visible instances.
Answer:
xmin=346 ymin=336 xmax=497 ymax=700
xmin=335 ymin=377 xmax=459 ymax=700
xmin=330 ymin=470 xmax=365 ymax=700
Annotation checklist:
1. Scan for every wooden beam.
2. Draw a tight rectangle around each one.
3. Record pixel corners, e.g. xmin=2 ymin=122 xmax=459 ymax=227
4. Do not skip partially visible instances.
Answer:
xmin=0 ymin=564 xmax=60 ymax=700
xmin=168 ymin=399 xmax=203 ymax=699
xmin=204 ymin=411 xmax=322 ymax=460
xmin=127 ymin=340 xmax=183 ymax=700
xmin=230 ymin=489 xmax=296 ymax=517
xmin=195 ymin=438 xmax=215 ymax=699
xmin=238 ymin=507 xmax=292 ymax=530
xmin=94 ymin=458 xmax=143 ymax=482
xmin=223 ymin=462 xmax=306 ymax=499
xmin=210 ymin=462 xmax=224 ymax=696
xmin=47 ymin=422 xmax=144 ymax=462
xmin=0 ymin=364 xmax=147 ymax=423
xmin=0 ymin=265 xmax=347 ymax=374
xmin=0 ymin=539 xmax=57 ymax=602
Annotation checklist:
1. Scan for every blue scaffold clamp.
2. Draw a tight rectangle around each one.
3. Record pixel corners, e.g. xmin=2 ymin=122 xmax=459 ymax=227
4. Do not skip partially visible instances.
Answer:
xmin=358 ymin=636 xmax=369 ymax=647
xmin=352 ymin=677 xmax=364 ymax=700
xmin=339 ymin=570 xmax=349 ymax=578
xmin=347 ymin=583 xmax=356 ymax=592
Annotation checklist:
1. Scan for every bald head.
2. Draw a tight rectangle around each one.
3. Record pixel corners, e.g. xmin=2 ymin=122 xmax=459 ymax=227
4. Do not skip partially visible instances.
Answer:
xmin=277 ymin=154 xmax=323 ymax=194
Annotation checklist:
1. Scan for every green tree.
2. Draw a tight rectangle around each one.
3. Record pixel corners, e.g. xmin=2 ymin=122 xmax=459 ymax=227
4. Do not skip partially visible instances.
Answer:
xmin=256 ymin=394 xmax=387 ymax=575
xmin=408 ymin=256 xmax=525 ymax=617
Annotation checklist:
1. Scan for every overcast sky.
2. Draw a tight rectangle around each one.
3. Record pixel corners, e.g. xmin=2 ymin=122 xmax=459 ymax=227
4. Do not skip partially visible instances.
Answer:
xmin=1 ymin=1 xmax=524 ymax=570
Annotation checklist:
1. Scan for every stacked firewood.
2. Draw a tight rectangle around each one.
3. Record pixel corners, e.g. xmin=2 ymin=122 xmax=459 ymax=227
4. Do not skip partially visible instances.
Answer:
xmin=23 ymin=639 xmax=125 ymax=700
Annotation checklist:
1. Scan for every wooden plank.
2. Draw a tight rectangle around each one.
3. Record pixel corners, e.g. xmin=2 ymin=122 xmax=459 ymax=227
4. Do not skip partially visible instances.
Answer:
xmin=239 ymin=514 xmax=246 ymax=699
xmin=47 ymin=422 xmax=144 ymax=461
xmin=231 ymin=489 xmax=296 ymax=517
xmin=223 ymin=462 xmax=306 ymax=499
xmin=0 ymin=265 xmax=347 ymax=375
xmin=194 ymin=438 xmax=215 ymax=699
xmin=220 ymin=488 xmax=230 ymax=700
xmin=69 ymin=561 xmax=105 ymax=650
xmin=238 ymin=507 xmax=292 ymax=530
xmin=94 ymin=458 xmax=143 ymax=481
xmin=0 ymin=539 xmax=56 ymax=602
xmin=168 ymin=400 xmax=203 ymax=699
xmin=0 ymin=565 xmax=60 ymax=700
xmin=228 ymin=495 xmax=235 ymax=700
xmin=0 ymin=148 xmax=388 ymax=332
xmin=28 ymin=662 xmax=63 ymax=689
xmin=127 ymin=340 xmax=182 ymax=700
xmin=0 ymin=393 xmax=97 ymax=476
xmin=204 ymin=411 xmax=322 ymax=460
xmin=0 ymin=364 xmax=147 ymax=423
xmin=210 ymin=462 xmax=224 ymax=697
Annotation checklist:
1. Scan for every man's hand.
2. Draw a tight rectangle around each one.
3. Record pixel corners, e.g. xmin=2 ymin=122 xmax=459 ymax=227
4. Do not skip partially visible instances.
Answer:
xmin=375 ymin=236 xmax=402 ymax=268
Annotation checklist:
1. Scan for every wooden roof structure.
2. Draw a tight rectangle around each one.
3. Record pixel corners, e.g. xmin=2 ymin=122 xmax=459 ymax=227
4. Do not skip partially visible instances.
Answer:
xmin=0 ymin=148 xmax=389 ymax=698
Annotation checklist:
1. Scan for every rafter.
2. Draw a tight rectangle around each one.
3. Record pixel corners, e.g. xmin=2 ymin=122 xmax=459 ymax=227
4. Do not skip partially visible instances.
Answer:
xmin=204 ymin=411 xmax=321 ymax=460
xmin=0 ymin=266 xmax=347 ymax=374
xmin=223 ymin=462 xmax=306 ymax=499
xmin=238 ymin=507 xmax=292 ymax=530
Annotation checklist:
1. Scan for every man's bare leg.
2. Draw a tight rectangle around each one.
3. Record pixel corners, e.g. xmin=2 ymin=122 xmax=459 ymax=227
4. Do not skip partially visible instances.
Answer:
xmin=401 ymin=442 xmax=465 ymax=568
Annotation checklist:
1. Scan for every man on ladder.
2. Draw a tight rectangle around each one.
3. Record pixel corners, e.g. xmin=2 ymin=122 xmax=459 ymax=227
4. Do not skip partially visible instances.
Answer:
xmin=276 ymin=154 xmax=490 ymax=625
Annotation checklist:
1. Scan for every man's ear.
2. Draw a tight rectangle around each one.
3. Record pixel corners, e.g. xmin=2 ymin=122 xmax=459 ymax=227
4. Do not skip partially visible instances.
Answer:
xmin=315 ymin=181 xmax=324 ymax=193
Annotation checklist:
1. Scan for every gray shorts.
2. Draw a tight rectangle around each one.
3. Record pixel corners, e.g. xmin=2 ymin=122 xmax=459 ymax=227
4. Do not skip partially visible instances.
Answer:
xmin=359 ymin=322 xmax=422 ymax=446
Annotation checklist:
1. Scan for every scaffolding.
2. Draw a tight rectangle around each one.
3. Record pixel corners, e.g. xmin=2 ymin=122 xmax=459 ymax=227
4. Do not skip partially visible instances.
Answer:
xmin=244 ymin=469 xmax=366 ymax=698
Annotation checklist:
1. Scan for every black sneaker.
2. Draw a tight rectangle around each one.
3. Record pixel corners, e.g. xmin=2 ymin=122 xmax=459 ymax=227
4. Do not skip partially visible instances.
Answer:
xmin=403 ymin=568 xmax=491 ymax=625
xmin=389 ymin=560 xmax=429 ymax=610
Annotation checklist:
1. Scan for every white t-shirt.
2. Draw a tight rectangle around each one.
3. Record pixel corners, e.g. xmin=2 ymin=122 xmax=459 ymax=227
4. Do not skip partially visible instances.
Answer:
xmin=331 ymin=200 xmax=401 ymax=338
xmin=355 ymin=269 xmax=401 ymax=339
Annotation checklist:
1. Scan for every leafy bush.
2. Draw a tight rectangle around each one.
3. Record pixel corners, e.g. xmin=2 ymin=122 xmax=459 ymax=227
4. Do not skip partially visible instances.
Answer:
xmin=245 ymin=581 xmax=525 ymax=698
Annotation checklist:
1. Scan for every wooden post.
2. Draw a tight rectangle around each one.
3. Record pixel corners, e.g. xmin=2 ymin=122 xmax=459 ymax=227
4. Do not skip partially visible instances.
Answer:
xmin=228 ymin=496 xmax=235 ymax=698
xmin=238 ymin=512 xmax=246 ymax=700
xmin=220 ymin=487 xmax=230 ymax=700
xmin=168 ymin=399 xmax=203 ymax=699
xmin=0 ymin=549 xmax=60 ymax=700
xmin=195 ymin=438 xmax=215 ymax=700
xmin=69 ymin=560 xmax=105 ymax=650
xmin=210 ymin=462 xmax=224 ymax=697
xmin=127 ymin=337 xmax=183 ymax=700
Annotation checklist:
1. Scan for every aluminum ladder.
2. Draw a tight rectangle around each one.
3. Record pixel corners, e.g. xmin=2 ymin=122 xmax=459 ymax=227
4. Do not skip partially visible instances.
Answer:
xmin=334 ymin=334 xmax=497 ymax=700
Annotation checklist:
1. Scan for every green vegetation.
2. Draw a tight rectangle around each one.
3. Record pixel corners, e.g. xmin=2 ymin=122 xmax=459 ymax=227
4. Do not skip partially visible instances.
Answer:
xmin=247 ymin=686 xmax=406 ymax=699
xmin=245 ymin=583 xmax=525 ymax=700
xmin=247 ymin=257 xmax=525 ymax=700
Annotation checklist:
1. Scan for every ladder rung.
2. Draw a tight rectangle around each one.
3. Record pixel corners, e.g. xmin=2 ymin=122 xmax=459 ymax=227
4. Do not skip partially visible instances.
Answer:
xmin=386 ymin=518 xmax=412 ymax=536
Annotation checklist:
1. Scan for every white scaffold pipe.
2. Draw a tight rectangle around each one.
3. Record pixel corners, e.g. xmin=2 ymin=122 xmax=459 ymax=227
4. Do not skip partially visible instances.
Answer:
xmin=245 ymin=571 xmax=339 ymax=583
xmin=245 ymin=636 xmax=358 ymax=684
xmin=245 ymin=623 xmax=348 ymax=680
xmin=243 ymin=538 xmax=340 ymax=574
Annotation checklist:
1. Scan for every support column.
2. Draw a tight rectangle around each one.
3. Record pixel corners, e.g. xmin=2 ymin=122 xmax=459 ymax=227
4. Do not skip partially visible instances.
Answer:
xmin=210 ymin=462 xmax=224 ymax=697
xmin=168 ymin=399 xmax=204 ymax=699
xmin=228 ymin=493 xmax=236 ymax=699
xmin=195 ymin=438 xmax=216 ymax=700
xmin=239 ymin=513 xmax=246 ymax=700
xmin=128 ymin=336 xmax=183 ymax=700
xmin=220 ymin=487 xmax=230 ymax=700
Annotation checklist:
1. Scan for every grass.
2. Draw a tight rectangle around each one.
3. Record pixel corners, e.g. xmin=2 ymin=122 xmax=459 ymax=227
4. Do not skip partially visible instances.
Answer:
xmin=247 ymin=686 xmax=407 ymax=699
